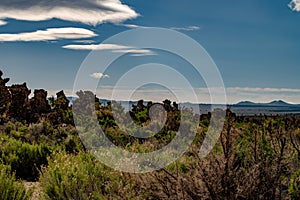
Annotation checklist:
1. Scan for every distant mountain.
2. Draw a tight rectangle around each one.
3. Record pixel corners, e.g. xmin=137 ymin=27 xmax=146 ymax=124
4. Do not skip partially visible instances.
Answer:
xmin=235 ymin=100 xmax=293 ymax=107
xmin=236 ymin=101 xmax=257 ymax=106
xmin=268 ymin=100 xmax=291 ymax=106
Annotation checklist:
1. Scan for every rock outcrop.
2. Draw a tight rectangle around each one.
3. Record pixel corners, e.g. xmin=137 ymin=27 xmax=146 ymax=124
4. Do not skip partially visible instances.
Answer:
xmin=8 ymin=83 xmax=31 ymax=122
xmin=0 ymin=70 xmax=11 ymax=123
xmin=55 ymin=90 xmax=70 ymax=111
xmin=73 ymin=90 xmax=98 ymax=116
xmin=0 ymin=71 xmax=86 ymax=125
xmin=30 ymin=89 xmax=51 ymax=122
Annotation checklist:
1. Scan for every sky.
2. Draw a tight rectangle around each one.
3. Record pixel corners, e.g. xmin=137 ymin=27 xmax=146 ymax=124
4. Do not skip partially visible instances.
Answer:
xmin=0 ymin=0 xmax=300 ymax=104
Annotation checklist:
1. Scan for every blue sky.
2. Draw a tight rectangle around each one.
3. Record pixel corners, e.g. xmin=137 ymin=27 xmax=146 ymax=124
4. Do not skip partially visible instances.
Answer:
xmin=0 ymin=0 xmax=300 ymax=103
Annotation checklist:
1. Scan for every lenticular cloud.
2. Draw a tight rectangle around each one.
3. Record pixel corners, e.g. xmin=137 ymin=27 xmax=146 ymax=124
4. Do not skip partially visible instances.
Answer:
xmin=0 ymin=0 xmax=139 ymax=25
xmin=0 ymin=27 xmax=97 ymax=42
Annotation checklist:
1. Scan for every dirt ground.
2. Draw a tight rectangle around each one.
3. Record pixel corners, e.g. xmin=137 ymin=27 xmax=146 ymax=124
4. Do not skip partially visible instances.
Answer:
xmin=24 ymin=182 xmax=41 ymax=200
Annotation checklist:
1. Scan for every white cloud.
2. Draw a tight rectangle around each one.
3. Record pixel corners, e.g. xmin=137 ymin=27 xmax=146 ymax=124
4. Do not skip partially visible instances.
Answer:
xmin=73 ymin=40 xmax=96 ymax=44
xmin=90 ymin=72 xmax=110 ymax=79
xmin=0 ymin=27 xmax=97 ymax=42
xmin=0 ymin=20 xmax=7 ymax=26
xmin=62 ymin=43 xmax=155 ymax=56
xmin=119 ymin=24 xmax=201 ymax=32
xmin=289 ymin=0 xmax=300 ymax=11
xmin=112 ymin=48 xmax=154 ymax=55
xmin=63 ymin=43 xmax=130 ymax=50
xmin=171 ymin=26 xmax=201 ymax=31
xmin=226 ymin=87 xmax=300 ymax=93
xmin=118 ymin=24 xmax=146 ymax=29
xmin=0 ymin=0 xmax=138 ymax=26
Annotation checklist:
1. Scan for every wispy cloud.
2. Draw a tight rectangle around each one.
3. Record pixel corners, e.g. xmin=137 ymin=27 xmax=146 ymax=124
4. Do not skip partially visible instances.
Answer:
xmin=118 ymin=24 xmax=146 ymax=29
xmin=0 ymin=20 xmax=7 ymax=26
xmin=170 ymin=26 xmax=201 ymax=31
xmin=119 ymin=24 xmax=201 ymax=32
xmin=227 ymin=87 xmax=300 ymax=93
xmin=72 ymin=40 xmax=96 ymax=44
xmin=62 ymin=43 xmax=155 ymax=56
xmin=64 ymin=43 xmax=131 ymax=50
xmin=0 ymin=27 xmax=97 ymax=42
xmin=289 ymin=0 xmax=300 ymax=11
xmin=0 ymin=0 xmax=138 ymax=26
xmin=90 ymin=73 xmax=110 ymax=79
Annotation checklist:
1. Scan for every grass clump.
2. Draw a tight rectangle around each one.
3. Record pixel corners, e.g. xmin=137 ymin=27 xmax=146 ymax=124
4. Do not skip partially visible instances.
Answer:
xmin=0 ymin=164 xmax=32 ymax=200
xmin=0 ymin=136 xmax=51 ymax=181
xmin=40 ymin=151 xmax=144 ymax=199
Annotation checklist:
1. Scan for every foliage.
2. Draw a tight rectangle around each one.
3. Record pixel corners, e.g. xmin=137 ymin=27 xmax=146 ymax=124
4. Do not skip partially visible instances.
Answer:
xmin=0 ymin=164 xmax=32 ymax=200
xmin=0 ymin=136 xmax=51 ymax=181
xmin=2 ymin=121 xmax=84 ymax=153
xmin=289 ymin=168 xmax=300 ymax=199
xmin=40 ymin=152 xmax=146 ymax=199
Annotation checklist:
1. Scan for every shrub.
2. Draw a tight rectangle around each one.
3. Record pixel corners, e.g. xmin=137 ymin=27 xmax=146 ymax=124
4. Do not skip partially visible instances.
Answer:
xmin=0 ymin=164 xmax=32 ymax=200
xmin=0 ymin=136 xmax=51 ymax=181
xmin=40 ymin=152 xmax=143 ymax=199
xmin=63 ymin=134 xmax=85 ymax=153
xmin=289 ymin=168 xmax=300 ymax=199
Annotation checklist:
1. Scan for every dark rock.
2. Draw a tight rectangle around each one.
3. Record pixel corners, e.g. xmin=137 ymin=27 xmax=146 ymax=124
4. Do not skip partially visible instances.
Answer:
xmin=0 ymin=70 xmax=11 ymax=124
xmin=163 ymin=99 xmax=172 ymax=112
xmin=73 ymin=90 xmax=97 ymax=116
xmin=9 ymin=83 xmax=31 ymax=122
xmin=173 ymin=101 xmax=179 ymax=110
xmin=55 ymin=90 xmax=70 ymax=111
xmin=0 ymin=70 xmax=10 ymax=86
xmin=131 ymin=100 xmax=146 ymax=113
xmin=147 ymin=101 xmax=153 ymax=109
xmin=30 ymin=89 xmax=51 ymax=122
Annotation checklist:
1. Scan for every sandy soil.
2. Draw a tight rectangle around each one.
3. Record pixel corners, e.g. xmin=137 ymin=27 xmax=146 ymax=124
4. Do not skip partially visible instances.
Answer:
xmin=24 ymin=182 xmax=42 ymax=200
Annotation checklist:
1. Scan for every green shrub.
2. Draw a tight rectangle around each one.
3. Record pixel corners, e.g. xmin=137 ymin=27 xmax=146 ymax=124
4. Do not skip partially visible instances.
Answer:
xmin=289 ymin=168 xmax=300 ymax=199
xmin=4 ymin=121 xmax=16 ymax=135
xmin=40 ymin=152 xmax=139 ymax=200
xmin=0 ymin=136 xmax=51 ymax=181
xmin=0 ymin=164 xmax=32 ymax=200
xmin=63 ymin=134 xmax=85 ymax=153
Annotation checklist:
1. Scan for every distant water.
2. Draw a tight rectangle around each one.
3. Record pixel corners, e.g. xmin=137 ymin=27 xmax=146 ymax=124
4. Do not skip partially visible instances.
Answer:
xmin=118 ymin=101 xmax=300 ymax=116
xmin=65 ymin=98 xmax=300 ymax=116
